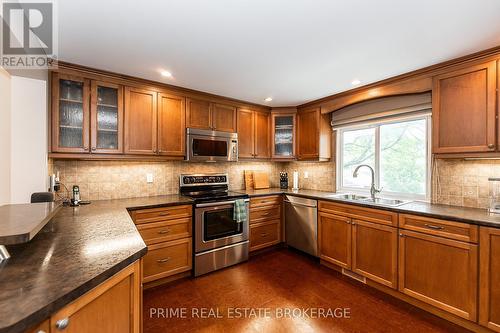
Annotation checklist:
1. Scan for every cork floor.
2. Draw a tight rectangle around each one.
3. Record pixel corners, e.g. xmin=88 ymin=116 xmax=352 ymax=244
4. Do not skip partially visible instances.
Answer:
xmin=143 ymin=249 xmax=470 ymax=333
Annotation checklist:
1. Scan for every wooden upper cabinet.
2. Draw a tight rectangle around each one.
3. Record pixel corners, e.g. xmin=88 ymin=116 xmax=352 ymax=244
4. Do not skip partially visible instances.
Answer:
xmin=212 ymin=103 xmax=237 ymax=132
xmin=124 ymin=87 xmax=157 ymax=155
xmin=398 ymin=230 xmax=478 ymax=321
xmin=432 ymin=60 xmax=497 ymax=154
xmin=186 ymin=98 xmax=211 ymax=130
xmin=351 ymin=220 xmax=397 ymax=289
xmin=158 ymin=93 xmax=185 ymax=156
xmin=318 ymin=212 xmax=351 ymax=269
xmin=186 ymin=99 xmax=237 ymax=132
xmin=237 ymin=108 xmax=270 ymax=159
xmin=90 ymin=81 xmax=124 ymax=154
xmin=479 ymin=227 xmax=500 ymax=332
xmin=237 ymin=108 xmax=255 ymax=158
xmin=297 ymin=107 xmax=331 ymax=161
xmin=51 ymin=73 xmax=90 ymax=153
xmin=254 ymin=111 xmax=270 ymax=158
xmin=271 ymin=111 xmax=296 ymax=160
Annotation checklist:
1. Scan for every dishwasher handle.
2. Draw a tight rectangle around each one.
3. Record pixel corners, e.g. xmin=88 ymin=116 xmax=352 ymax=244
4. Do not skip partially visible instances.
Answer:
xmin=284 ymin=200 xmax=317 ymax=208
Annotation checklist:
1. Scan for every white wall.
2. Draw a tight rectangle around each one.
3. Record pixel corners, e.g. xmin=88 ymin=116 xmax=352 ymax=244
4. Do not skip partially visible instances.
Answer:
xmin=9 ymin=76 xmax=48 ymax=203
xmin=0 ymin=68 xmax=11 ymax=205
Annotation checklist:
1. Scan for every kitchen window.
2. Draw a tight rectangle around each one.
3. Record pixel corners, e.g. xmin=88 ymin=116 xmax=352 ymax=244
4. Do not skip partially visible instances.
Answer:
xmin=336 ymin=115 xmax=431 ymax=201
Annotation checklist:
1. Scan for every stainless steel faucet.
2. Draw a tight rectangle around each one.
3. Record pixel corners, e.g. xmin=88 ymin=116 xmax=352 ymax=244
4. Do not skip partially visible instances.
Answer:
xmin=353 ymin=164 xmax=381 ymax=200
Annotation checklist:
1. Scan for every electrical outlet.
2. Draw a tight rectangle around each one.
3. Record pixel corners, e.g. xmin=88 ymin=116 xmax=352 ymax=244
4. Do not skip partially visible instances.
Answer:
xmin=146 ymin=173 xmax=154 ymax=183
xmin=304 ymin=171 xmax=309 ymax=179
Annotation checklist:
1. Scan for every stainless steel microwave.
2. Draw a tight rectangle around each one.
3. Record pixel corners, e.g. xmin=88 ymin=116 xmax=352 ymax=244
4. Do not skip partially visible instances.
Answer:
xmin=186 ymin=128 xmax=238 ymax=162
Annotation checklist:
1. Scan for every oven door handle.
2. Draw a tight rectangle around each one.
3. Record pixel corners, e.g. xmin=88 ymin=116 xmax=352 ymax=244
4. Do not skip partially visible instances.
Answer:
xmin=195 ymin=199 xmax=249 ymax=208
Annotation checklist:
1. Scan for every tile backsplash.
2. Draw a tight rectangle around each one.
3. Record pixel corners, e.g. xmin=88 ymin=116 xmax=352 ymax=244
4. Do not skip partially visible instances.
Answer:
xmin=286 ymin=161 xmax=336 ymax=192
xmin=433 ymin=158 xmax=499 ymax=209
xmin=51 ymin=160 xmax=284 ymax=201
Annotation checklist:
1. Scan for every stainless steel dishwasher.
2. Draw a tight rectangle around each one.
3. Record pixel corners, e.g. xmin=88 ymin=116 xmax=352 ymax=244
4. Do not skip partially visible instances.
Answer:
xmin=284 ymin=195 xmax=318 ymax=256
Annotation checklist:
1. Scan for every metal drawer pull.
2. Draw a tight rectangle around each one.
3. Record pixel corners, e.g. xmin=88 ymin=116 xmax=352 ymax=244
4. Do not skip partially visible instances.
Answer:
xmin=260 ymin=233 xmax=269 ymax=237
xmin=55 ymin=318 xmax=69 ymax=330
xmin=158 ymin=212 xmax=170 ymax=216
xmin=261 ymin=212 xmax=272 ymax=216
xmin=158 ymin=229 xmax=170 ymax=234
xmin=157 ymin=257 xmax=171 ymax=263
xmin=424 ymin=224 xmax=444 ymax=230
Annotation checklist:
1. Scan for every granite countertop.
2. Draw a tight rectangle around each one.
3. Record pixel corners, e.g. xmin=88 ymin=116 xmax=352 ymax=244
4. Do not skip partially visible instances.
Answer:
xmin=0 ymin=195 xmax=192 ymax=333
xmin=239 ymin=188 xmax=500 ymax=228
xmin=0 ymin=202 xmax=62 ymax=245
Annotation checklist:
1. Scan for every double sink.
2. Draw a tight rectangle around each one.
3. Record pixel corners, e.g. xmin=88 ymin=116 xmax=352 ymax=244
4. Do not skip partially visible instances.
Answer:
xmin=327 ymin=193 xmax=409 ymax=207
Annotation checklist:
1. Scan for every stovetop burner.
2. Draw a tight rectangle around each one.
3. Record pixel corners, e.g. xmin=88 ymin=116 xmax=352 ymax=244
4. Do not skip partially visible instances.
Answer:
xmin=179 ymin=173 xmax=248 ymax=203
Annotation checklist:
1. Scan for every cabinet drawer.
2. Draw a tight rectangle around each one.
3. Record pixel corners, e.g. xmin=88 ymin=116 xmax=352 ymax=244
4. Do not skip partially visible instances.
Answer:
xmin=318 ymin=201 xmax=397 ymax=227
xmin=250 ymin=205 xmax=281 ymax=224
xmin=131 ymin=205 xmax=192 ymax=225
xmin=250 ymin=195 xmax=281 ymax=208
xmin=399 ymin=214 xmax=478 ymax=243
xmin=143 ymin=238 xmax=192 ymax=283
xmin=137 ymin=217 xmax=191 ymax=245
xmin=250 ymin=221 xmax=280 ymax=251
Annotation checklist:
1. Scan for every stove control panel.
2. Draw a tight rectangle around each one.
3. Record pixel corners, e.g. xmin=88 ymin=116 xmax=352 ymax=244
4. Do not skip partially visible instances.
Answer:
xmin=180 ymin=174 xmax=228 ymax=187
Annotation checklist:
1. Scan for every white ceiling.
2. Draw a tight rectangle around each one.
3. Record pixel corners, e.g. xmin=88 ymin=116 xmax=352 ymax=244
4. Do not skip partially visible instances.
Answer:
xmin=58 ymin=0 xmax=500 ymax=106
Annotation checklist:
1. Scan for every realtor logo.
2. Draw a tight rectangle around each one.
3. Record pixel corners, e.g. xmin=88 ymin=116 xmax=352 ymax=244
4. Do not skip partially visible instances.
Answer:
xmin=1 ymin=0 xmax=57 ymax=68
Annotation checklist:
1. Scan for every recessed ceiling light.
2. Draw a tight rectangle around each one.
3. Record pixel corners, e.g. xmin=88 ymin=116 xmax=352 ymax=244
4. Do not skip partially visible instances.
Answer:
xmin=351 ymin=79 xmax=361 ymax=86
xmin=264 ymin=97 xmax=273 ymax=102
xmin=160 ymin=70 xmax=172 ymax=78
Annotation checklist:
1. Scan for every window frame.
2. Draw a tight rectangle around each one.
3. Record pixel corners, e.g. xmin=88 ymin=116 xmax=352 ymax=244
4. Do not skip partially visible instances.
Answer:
xmin=336 ymin=113 xmax=432 ymax=202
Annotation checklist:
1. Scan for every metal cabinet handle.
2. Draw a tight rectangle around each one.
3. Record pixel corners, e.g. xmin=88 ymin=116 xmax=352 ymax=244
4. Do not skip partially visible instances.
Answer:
xmin=91 ymin=147 xmax=96 ymax=151
xmin=424 ymin=223 xmax=444 ymax=230
xmin=488 ymin=143 xmax=495 ymax=149
xmin=157 ymin=257 xmax=171 ymax=263
xmin=55 ymin=317 xmax=69 ymax=330
xmin=158 ymin=229 xmax=170 ymax=234
xmin=37 ymin=330 xmax=47 ymax=333
xmin=346 ymin=221 xmax=351 ymax=224
xmin=261 ymin=212 xmax=272 ymax=216
xmin=84 ymin=146 xmax=89 ymax=151
xmin=260 ymin=233 xmax=268 ymax=237
xmin=351 ymin=222 xmax=356 ymax=226
xmin=399 ymin=233 xmax=404 ymax=237
xmin=158 ymin=212 xmax=170 ymax=216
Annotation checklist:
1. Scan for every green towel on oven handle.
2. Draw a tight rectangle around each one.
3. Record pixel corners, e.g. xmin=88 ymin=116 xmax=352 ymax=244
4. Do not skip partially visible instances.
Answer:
xmin=233 ymin=199 xmax=247 ymax=223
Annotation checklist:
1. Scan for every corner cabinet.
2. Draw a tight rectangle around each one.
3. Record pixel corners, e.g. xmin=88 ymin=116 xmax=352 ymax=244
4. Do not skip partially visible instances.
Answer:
xmin=297 ymin=107 xmax=332 ymax=161
xmin=237 ymin=108 xmax=270 ymax=159
xmin=186 ymin=98 xmax=237 ymax=132
xmin=432 ymin=60 xmax=497 ymax=154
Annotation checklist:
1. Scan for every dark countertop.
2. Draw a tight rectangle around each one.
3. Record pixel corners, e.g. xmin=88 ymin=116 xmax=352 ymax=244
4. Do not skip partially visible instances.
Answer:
xmin=239 ymin=188 xmax=500 ymax=228
xmin=0 ymin=202 xmax=62 ymax=245
xmin=0 ymin=195 xmax=192 ymax=333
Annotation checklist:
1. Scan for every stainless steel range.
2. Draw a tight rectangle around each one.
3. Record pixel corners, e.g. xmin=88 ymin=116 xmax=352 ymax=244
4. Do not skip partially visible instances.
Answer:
xmin=180 ymin=173 xmax=249 ymax=276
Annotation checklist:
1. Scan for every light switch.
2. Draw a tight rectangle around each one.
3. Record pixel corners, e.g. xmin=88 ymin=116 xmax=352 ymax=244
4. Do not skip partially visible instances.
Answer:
xmin=304 ymin=171 xmax=309 ymax=179
xmin=146 ymin=173 xmax=154 ymax=183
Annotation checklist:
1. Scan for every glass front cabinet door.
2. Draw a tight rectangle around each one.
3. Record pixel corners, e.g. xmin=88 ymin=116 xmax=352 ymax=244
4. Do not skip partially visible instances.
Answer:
xmin=271 ymin=112 xmax=296 ymax=159
xmin=51 ymin=73 xmax=124 ymax=154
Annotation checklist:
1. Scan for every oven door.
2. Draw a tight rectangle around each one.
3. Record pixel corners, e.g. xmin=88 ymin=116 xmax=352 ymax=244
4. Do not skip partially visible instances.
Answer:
xmin=195 ymin=200 xmax=249 ymax=252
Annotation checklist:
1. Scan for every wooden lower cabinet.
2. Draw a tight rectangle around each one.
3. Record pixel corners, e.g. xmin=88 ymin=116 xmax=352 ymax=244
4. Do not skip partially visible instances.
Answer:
xmin=249 ymin=196 xmax=281 ymax=251
xmin=352 ymin=219 xmax=398 ymax=288
xmin=318 ymin=212 xmax=351 ymax=269
xmin=479 ymin=227 xmax=500 ymax=332
xmin=398 ymin=229 xmax=478 ymax=321
xmin=131 ymin=205 xmax=193 ymax=285
xmin=143 ymin=238 xmax=192 ymax=283
xmin=50 ymin=261 xmax=141 ymax=333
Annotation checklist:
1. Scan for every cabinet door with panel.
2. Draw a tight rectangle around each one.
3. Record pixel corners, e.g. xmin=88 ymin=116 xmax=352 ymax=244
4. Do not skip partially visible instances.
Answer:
xmin=124 ymin=87 xmax=157 ymax=155
xmin=479 ymin=227 xmax=500 ymax=332
xmin=433 ymin=60 xmax=497 ymax=154
xmin=237 ymin=108 xmax=255 ymax=158
xmin=398 ymin=230 xmax=478 ymax=321
xmin=212 ymin=103 xmax=237 ymax=132
xmin=318 ymin=212 xmax=351 ymax=269
xmin=90 ymin=81 xmax=123 ymax=154
xmin=50 ymin=262 xmax=141 ymax=333
xmin=272 ymin=112 xmax=296 ymax=159
xmin=158 ymin=93 xmax=185 ymax=156
xmin=297 ymin=107 xmax=331 ymax=160
xmin=186 ymin=98 xmax=211 ymax=130
xmin=254 ymin=111 xmax=270 ymax=158
xmin=351 ymin=219 xmax=397 ymax=288
xmin=51 ymin=73 xmax=90 ymax=153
